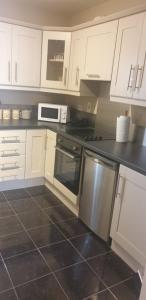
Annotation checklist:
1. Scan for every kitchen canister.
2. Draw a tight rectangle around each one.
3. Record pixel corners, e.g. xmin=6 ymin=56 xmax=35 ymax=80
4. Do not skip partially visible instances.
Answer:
xmin=12 ymin=109 xmax=20 ymax=120
xmin=21 ymin=109 xmax=31 ymax=120
xmin=116 ymin=112 xmax=130 ymax=143
xmin=3 ymin=109 xmax=11 ymax=120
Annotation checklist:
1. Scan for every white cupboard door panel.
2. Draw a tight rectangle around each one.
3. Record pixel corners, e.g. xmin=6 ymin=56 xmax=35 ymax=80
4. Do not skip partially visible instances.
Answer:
xmin=68 ymin=30 xmax=85 ymax=91
xmin=25 ymin=130 xmax=46 ymax=179
xmin=110 ymin=13 xmax=144 ymax=99
xmin=41 ymin=31 xmax=71 ymax=89
xmin=45 ymin=130 xmax=56 ymax=184
xmin=83 ymin=20 xmax=118 ymax=81
xmin=12 ymin=26 xmax=42 ymax=87
xmin=111 ymin=165 xmax=146 ymax=266
xmin=0 ymin=23 xmax=12 ymax=85
xmin=134 ymin=12 xmax=146 ymax=101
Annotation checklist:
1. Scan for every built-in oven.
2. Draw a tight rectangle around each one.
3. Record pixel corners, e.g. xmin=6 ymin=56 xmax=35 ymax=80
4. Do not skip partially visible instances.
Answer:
xmin=54 ymin=134 xmax=82 ymax=197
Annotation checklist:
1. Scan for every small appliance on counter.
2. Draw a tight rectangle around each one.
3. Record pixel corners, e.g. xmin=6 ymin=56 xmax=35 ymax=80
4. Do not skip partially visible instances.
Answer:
xmin=20 ymin=109 xmax=31 ymax=120
xmin=38 ymin=103 xmax=70 ymax=124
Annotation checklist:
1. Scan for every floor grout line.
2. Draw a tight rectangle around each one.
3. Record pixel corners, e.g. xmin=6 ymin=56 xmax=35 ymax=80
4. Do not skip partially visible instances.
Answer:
xmin=0 ymin=187 xmax=137 ymax=300
xmin=2 ymin=189 xmax=70 ymax=300
xmin=0 ymin=254 xmax=19 ymax=300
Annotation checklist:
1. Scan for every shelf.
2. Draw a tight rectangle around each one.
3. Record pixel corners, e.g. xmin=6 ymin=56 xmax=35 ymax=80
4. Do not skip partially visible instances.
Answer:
xmin=48 ymin=59 xmax=64 ymax=63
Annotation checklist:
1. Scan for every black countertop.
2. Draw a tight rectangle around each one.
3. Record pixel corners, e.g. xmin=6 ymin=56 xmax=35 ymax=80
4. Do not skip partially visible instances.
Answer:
xmin=0 ymin=120 xmax=146 ymax=176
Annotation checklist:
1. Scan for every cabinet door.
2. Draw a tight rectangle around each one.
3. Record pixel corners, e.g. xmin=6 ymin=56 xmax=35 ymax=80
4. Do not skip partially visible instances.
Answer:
xmin=110 ymin=13 xmax=144 ymax=99
xmin=12 ymin=26 xmax=42 ymax=87
xmin=0 ymin=22 xmax=12 ymax=85
xmin=133 ymin=12 xmax=146 ymax=101
xmin=111 ymin=165 xmax=146 ymax=266
xmin=45 ymin=130 xmax=56 ymax=184
xmin=83 ymin=20 xmax=118 ymax=81
xmin=25 ymin=130 xmax=46 ymax=179
xmin=41 ymin=31 xmax=71 ymax=89
xmin=68 ymin=30 xmax=86 ymax=91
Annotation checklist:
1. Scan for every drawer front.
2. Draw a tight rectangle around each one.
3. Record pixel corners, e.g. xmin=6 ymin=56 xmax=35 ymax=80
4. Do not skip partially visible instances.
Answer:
xmin=0 ymin=155 xmax=25 ymax=169
xmin=0 ymin=130 xmax=26 ymax=144
xmin=0 ymin=143 xmax=25 ymax=156
xmin=0 ymin=168 xmax=25 ymax=182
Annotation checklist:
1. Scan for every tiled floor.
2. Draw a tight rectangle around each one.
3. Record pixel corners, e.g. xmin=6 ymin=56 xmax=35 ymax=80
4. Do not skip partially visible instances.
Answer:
xmin=0 ymin=185 xmax=141 ymax=300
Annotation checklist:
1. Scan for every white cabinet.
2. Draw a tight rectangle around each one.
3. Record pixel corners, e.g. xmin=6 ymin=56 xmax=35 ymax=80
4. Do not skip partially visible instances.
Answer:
xmin=45 ymin=130 xmax=56 ymax=184
xmin=12 ymin=26 xmax=42 ymax=87
xmin=82 ymin=20 xmax=118 ymax=81
xmin=25 ymin=130 xmax=46 ymax=179
xmin=0 ymin=22 xmax=42 ymax=87
xmin=110 ymin=12 xmax=146 ymax=105
xmin=41 ymin=31 xmax=71 ymax=89
xmin=68 ymin=30 xmax=86 ymax=91
xmin=0 ymin=23 xmax=12 ymax=85
xmin=111 ymin=165 xmax=146 ymax=267
xmin=0 ymin=130 xmax=26 ymax=182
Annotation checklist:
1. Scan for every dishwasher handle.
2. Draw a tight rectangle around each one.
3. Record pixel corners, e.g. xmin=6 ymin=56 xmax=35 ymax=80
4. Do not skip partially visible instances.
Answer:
xmin=84 ymin=149 xmax=117 ymax=170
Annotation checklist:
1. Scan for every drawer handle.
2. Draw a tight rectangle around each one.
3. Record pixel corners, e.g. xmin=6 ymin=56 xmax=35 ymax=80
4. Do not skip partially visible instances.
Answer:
xmin=1 ymin=139 xmax=20 ymax=144
xmin=1 ymin=153 xmax=20 ymax=157
xmin=1 ymin=166 xmax=19 ymax=171
xmin=86 ymin=74 xmax=100 ymax=78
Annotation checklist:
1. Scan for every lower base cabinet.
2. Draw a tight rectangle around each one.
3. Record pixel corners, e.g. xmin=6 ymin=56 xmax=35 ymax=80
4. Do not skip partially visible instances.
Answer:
xmin=110 ymin=165 xmax=146 ymax=268
xmin=25 ymin=129 xmax=46 ymax=179
xmin=45 ymin=130 xmax=56 ymax=184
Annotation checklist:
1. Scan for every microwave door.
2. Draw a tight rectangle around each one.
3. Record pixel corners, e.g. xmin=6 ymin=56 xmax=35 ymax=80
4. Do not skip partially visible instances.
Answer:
xmin=39 ymin=106 xmax=61 ymax=122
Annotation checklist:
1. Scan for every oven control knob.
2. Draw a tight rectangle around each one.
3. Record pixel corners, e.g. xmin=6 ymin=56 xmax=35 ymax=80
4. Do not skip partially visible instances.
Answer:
xmin=73 ymin=146 xmax=77 ymax=151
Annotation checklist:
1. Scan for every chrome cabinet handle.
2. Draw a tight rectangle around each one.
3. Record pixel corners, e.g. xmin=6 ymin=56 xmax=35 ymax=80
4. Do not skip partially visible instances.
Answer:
xmin=135 ymin=52 xmax=146 ymax=90
xmin=75 ymin=67 xmax=79 ymax=86
xmin=127 ymin=65 xmax=135 ymax=90
xmin=64 ymin=67 xmax=67 ymax=86
xmin=86 ymin=74 xmax=100 ymax=78
xmin=15 ymin=62 xmax=18 ymax=82
xmin=8 ymin=61 xmax=11 ymax=82
xmin=1 ymin=137 xmax=20 ymax=144
xmin=1 ymin=166 xmax=19 ymax=171
xmin=116 ymin=175 xmax=125 ymax=198
xmin=1 ymin=152 xmax=20 ymax=157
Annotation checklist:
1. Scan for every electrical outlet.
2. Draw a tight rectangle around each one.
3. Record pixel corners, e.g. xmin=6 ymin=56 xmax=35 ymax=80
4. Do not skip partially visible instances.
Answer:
xmin=87 ymin=102 xmax=91 ymax=113
xmin=77 ymin=104 xmax=82 ymax=111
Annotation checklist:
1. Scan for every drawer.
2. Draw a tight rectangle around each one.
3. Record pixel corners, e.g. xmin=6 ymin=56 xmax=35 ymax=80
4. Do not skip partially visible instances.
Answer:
xmin=0 ymin=143 xmax=25 ymax=156
xmin=0 ymin=168 xmax=25 ymax=182
xmin=0 ymin=130 xmax=26 ymax=144
xmin=0 ymin=155 xmax=25 ymax=170
xmin=47 ymin=129 xmax=57 ymax=140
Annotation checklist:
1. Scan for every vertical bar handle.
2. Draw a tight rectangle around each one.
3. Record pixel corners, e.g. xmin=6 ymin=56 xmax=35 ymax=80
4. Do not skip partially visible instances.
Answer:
xmin=64 ymin=67 xmax=67 ymax=86
xmin=127 ymin=65 xmax=135 ymax=90
xmin=15 ymin=62 xmax=18 ymax=83
xmin=8 ymin=61 xmax=11 ymax=83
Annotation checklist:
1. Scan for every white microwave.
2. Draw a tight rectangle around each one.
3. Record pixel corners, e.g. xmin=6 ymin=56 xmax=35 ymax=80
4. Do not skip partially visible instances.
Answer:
xmin=38 ymin=103 xmax=70 ymax=124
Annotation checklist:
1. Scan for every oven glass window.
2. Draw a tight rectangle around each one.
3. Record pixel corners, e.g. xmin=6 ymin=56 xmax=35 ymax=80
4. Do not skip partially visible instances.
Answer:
xmin=41 ymin=107 xmax=58 ymax=119
xmin=54 ymin=148 xmax=80 ymax=195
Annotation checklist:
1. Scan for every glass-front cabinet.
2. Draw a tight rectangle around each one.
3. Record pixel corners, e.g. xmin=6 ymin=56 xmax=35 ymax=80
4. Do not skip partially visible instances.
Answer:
xmin=41 ymin=31 xmax=71 ymax=89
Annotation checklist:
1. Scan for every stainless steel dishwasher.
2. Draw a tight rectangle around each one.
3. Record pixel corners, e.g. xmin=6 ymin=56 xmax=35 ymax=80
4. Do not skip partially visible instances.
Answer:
xmin=79 ymin=149 xmax=118 ymax=242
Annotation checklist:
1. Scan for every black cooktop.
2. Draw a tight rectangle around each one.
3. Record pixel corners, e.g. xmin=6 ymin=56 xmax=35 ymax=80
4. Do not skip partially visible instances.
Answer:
xmin=66 ymin=127 xmax=115 ymax=142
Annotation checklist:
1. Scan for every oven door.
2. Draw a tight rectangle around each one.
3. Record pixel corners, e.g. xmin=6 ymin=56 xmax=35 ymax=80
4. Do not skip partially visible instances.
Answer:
xmin=54 ymin=146 xmax=81 ymax=195
xmin=38 ymin=104 xmax=61 ymax=122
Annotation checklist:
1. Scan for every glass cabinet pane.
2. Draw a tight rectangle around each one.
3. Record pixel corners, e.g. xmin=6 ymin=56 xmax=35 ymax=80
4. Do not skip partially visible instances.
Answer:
xmin=46 ymin=40 xmax=65 ymax=82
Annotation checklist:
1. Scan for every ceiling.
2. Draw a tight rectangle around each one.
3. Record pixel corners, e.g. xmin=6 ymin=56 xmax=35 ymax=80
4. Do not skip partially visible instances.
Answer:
xmin=16 ymin=0 xmax=107 ymax=15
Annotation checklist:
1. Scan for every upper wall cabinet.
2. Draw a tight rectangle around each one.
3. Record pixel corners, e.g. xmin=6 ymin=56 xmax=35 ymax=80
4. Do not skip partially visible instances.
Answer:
xmin=41 ymin=31 xmax=71 ymax=90
xmin=12 ymin=26 xmax=42 ymax=87
xmin=82 ymin=20 xmax=118 ymax=81
xmin=68 ymin=30 xmax=86 ymax=92
xmin=0 ymin=23 xmax=12 ymax=85
xmin=0 ymin=22 xmax=42 ymax=88
xmin=110 ymin=12 xmax=146 ymax=105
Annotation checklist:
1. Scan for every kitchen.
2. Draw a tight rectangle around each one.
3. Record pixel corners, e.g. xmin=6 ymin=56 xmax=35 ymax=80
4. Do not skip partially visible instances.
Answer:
xmin=0 ymin=0 xmax=146 ymax=299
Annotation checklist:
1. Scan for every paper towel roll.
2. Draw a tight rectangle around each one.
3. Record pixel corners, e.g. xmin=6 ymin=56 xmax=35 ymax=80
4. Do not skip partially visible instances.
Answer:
xmin=116 ymin=116 xmax=130 ymax=142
